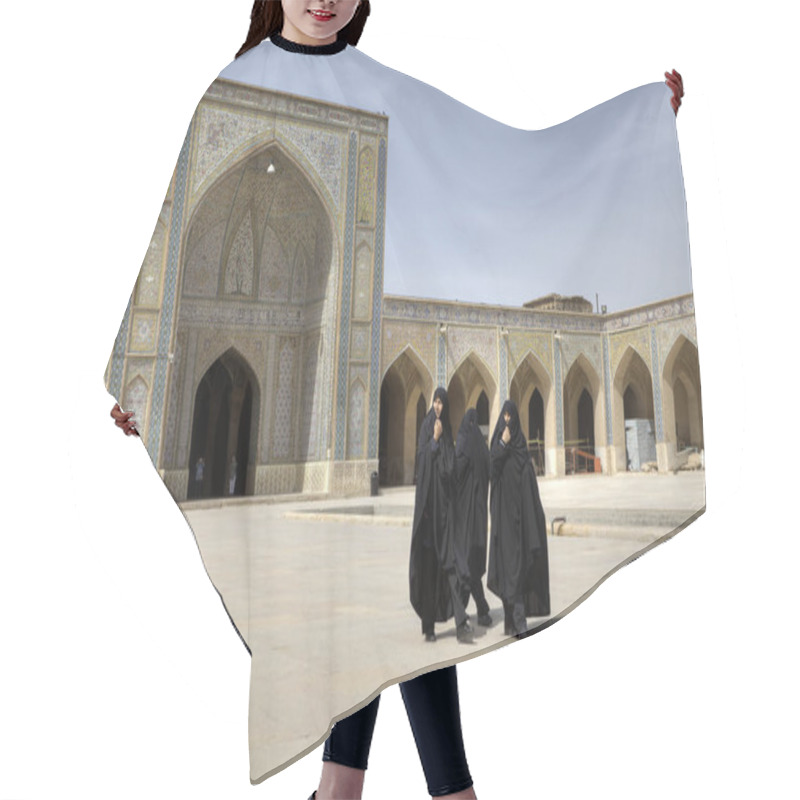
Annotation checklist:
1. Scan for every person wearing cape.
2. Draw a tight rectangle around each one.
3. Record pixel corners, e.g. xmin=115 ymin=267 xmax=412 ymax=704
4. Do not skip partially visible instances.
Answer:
xmin=454 ymin=408 xmax=492 ymax=628
xmin=409 ymin=387 xmax=474 ymax=644
xmin=107 ymin=0 xmax=692 ymax=788
xmin=488 ymin=399 xmax=551 ymax=637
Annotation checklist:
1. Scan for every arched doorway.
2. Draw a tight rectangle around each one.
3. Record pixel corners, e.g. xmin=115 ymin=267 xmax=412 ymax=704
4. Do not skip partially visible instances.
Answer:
xmin=613 ymin=347 xmax=655 ymax=471
xmin=563 ymin=355 xmax=602 ymax=474
xmin=447 ymin=352 xmax=497 ymax=442
xmin=378 ymin=348 xmax=433 ymax=486
xmin=661 ymin=335 xmax=703 ymax=463
xmin=577 ymin=389 xmax=594 ymax=452
xmin=189 ymin=349 xmax=259 ymax=499
xmin=171 ymin=141 xmax=336 ymax=496
xmin=510 ymin=352 xmax=552 ymax=475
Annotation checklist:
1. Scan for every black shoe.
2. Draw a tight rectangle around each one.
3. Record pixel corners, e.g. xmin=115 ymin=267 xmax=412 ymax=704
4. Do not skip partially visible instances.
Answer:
xmin=308 ymin=793 xmax=316 ymax=800
xmin=456 ymin=619 xmax=474 ymax=643
xmin=478 ymin=612 xmax=493 ymax=627
xmin=425 ymin=631 xmax=437 ymax=642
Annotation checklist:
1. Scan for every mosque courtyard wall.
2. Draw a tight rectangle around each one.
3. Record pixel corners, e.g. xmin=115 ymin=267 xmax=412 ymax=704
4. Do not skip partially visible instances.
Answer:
xmin=106 ymin=80 xmax=702 ymax=501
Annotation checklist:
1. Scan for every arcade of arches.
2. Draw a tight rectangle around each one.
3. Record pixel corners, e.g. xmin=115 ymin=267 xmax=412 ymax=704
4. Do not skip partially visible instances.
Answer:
xmin=108 ymin=80 xmax=702 ymax=502
xmin=378 ymin=294 xmax=703 ymax=485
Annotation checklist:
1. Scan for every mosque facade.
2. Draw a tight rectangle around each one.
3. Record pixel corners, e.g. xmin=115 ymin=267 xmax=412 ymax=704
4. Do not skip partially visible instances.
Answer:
xmin=106 ymin=79 xmax=702 ymax=503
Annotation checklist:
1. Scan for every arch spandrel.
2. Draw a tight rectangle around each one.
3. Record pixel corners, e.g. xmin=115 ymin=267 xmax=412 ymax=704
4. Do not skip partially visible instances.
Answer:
xmin=560 ymin=334 xmax=603 ymax=381
xmin=660 ymin=334 xmax=703 ymax=453
xmin=186 ymin=135 xmax=343 ymax=252
xmin=661 ymin=333 xmax=701 ymax=383
xmin=381 ymin=345 xmax=435 ymax=401
xmin=381 ymin=322 xmax=437 ymax=383
xmin=565 ymin=353 xmax=602 ymax=396
xmin=609 ymin=327 xmax=652 ymax=375
xmin=276 ymin=120 xmax=347 ymax=214
xmin=509 ymin=350 xmax=553 ymax=398
xmin=508 ymin=331 xmax=553 ymax=379
xmin=613 ymin=346 xmax=654 ymax=395
xmin=446 ymin=327 xmax=498 ymax=382
xmin=562 ymin=352 xmax=606 ymax=463
xmin=447 ymin=351 xmax=499 ymax=437
xmin=379 ymin=349 xmax=433 ymax=486
xmin=189 ymin=104 xmax=276 ymax=207
xmin=509 ymin=351 xmax=555 ymax=459
xmin=181 ymin=143 xmax=335 ymax=310
xmin=193 ymin=336 xmax=266 ymax=399
xmin=657 ymin=316 xmax=699 ymax=361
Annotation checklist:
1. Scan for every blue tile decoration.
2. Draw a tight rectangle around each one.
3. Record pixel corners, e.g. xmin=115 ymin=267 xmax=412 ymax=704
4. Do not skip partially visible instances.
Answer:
xmin=367 ymin=138 xmax=387 ymax=460
xmin=437 ymin=328 xmax=447 ymax=386
xmin=499 ymin=333 xmax=508 ymax=399
xmin=554 ymin=335 xmax=564 ymax=446
xmin=650 ymin=325 xmax=664 ymax=442
xmin=334 ymin=133 xmax=358 ymax=461
xmin=108 ymin=296 xmax=132 ymax=399
xmin=603 ymin=334 xmax=613 ymax=445
xmin=146 ymin=122 xmax=194 ymax=461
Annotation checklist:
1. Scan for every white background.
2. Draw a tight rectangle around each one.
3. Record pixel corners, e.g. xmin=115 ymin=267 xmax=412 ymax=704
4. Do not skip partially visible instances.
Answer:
xmin=1 ymin=1 xmax=797 ymax=798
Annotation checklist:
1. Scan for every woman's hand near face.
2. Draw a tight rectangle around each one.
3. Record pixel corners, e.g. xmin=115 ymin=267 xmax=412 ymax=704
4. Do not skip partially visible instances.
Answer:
xmin=502 ymin=425 xmax=511 ymax=445
xmin=665 ymin=69 xmax=684 ymax=115
xmin=110 ymin=402 xmax=139 ymax=437
xmin=433 ymin=419 xmax=443 ymax=441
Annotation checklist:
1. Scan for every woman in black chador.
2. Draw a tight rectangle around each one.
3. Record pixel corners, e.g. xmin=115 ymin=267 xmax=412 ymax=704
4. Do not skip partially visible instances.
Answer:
xmin=410 ymin=387 xmax=474 ymax=644
xmin=454 ymin=408 xmax=493 ymax=628
xmin=488 ymin=400 xmax=551 ymax=637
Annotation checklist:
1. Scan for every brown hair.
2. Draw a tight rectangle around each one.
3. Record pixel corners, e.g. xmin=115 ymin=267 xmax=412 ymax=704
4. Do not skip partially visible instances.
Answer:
xmin=236 ymin=1 xmax=371 ymax=58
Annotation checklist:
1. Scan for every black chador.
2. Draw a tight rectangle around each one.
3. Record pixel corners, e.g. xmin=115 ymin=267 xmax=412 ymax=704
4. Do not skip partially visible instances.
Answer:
xmin=454 ymin=408 xmax=493 ymax=627
xmin=488 ymin=400 xmax=551 ymax=636
xmin=409 ymin=387 xmax=473 ymax=643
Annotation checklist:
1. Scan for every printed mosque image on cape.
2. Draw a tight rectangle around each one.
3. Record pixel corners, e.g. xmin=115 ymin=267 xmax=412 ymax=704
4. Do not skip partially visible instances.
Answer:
xmin=106 ymin=37 xmax=704 ymax=783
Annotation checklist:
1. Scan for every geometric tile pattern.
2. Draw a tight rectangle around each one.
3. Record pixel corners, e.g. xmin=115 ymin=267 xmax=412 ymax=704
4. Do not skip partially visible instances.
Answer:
xmin=657 ymin=315 xmax=698 ymax=358
xmin=508 ymin=331 xmax=553 ymax=379
xmin=499 ymin=332 xmax=508 ymax=400
xmin=272 ymin=338 xmax=296 ymax=460
xmin=604 ymin=295 xmax=694 ymax=332
xmin=108 ymin=296 xmax=132 ymax=400
xmin=650 ymin=325 xmax=664 ymax=443
xmin=603 ymin=334 xmax=614 ymax=445
xmin=437 ymin=327 xmax=447 ymax=387
xmin=367 ymin=138 xmax=387 ymax=461
xmin=609 ymin=326 xmax=652 ymax=377
xmin=129 ymin=310 xmax=159 ymax=353
xmin=347 ymin=379 xmax=366 ymax=460
xmin=134 ymin=216 xmax=167 ymax=307
xmin=147 ymin=121 xmax=193 ymax=463
xmin=447 ymin=326 xmax=497 ymax=380
xmin=277 ymin=120 xmax=345 ymax=210
xmin=357 ymin=143 xmax=376 ymax=225
xmin=334 ymin=133 xmax=358 ymax=461
xmin=560 ymin=333 xmax=603 ymax=379
xmin=191 ymin=105 xmax=275 ymax=202
xmin=381 ymin=321 xmax=436 ymax=379
xmin=554 ymin=335 xmax=564 ymax=446
xmin=122 ymin=375 xmax=149 ymax=440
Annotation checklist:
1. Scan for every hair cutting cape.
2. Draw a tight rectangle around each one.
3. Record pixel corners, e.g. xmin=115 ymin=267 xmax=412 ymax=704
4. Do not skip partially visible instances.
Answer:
xmin=106 ymin=34 xmax=704 ymax=783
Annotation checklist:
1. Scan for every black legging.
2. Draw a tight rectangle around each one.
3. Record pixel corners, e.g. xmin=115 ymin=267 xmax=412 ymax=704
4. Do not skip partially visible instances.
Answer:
xmin=323 ymin=665 xmax=473 ymax=797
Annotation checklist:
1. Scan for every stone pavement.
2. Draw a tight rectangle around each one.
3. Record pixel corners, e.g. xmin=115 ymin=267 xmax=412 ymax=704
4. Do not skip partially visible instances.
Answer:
xmin=182 ymin=471 xmax=704 ymax=781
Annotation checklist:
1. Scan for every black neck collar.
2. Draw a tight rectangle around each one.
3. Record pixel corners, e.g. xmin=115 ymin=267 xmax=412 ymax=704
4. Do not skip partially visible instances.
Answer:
xmin=270 ymin=32 xmax=348 ymax=55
